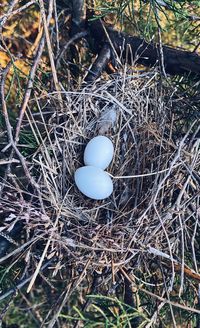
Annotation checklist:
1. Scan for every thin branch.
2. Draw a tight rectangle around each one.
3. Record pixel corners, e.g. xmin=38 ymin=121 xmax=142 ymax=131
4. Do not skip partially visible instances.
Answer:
xmin=38 ymin=0 xmax=63 ymax=107
xmin=15 ymin=0 xmax=54 ymax=143
xmin=0 ymin=1 xmax=37 ymax=22
xmin=0 ymin=63 xmax=45 ymax=211
xmin=56 ymin=30 xmax=88 ymax=68
xmin=0 ymin=0 xmax=54 ymax=198
xmin=0 ymin=0 xmax=18 ymax=29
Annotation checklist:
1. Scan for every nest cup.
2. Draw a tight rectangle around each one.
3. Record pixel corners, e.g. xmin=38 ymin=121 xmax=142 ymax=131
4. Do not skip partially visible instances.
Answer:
xmin=2 ymin=71 xmax=199 ymax=305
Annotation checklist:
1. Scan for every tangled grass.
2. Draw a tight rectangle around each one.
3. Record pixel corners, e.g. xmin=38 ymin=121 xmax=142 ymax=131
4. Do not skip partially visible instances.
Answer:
xmin=0 ymin=1 xmax=200 ymax=326
xmin=0 ymin=69 xmax=199 ymax=326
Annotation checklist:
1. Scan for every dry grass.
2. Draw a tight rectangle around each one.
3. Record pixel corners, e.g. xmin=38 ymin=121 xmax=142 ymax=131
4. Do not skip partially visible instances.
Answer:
xmin=0 ymin=1 xmax=200 ymax=326
xmin=0 ymin=69 xmax=199 ymax=326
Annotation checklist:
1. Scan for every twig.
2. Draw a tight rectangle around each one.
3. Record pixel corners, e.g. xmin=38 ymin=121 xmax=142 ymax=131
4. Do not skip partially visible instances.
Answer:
xmin=120 ymin=267 xmax=200 ymax=315
xmin=0 ymin=231 xmax=19 ymax=247
xmin=47 ymin=259 xmax=91 ymax=328
xmin=141 ymin=287 xmax=200 ymax=315
xmin=158 ymin=27 xmax=168 ymax=79
xmin=101 ymin=22 xmax=122 ymax=67
xmin=0 ymin=0 xmax=18 ymax=29
xmin=0 ymin=64 xmax=44 ymax=206
xmin=109 ymin=162 xmax=182 ymax=179
xmin=0 ymin=260 xmax=52 ymax=302
xmin=73 ymin=271 xmax=102 ymax=328
xmin=145 ymin=301 xmax=166 ymax=328
xmin=0 ymin=1 xmax=37 ymax=22
xmin=56 ymin=31 xmax=88 ymax=68
xmin=26 ymin=191 xmax=71 ymax=293
xmin=0 ymin=237 xmax=39 ymax=264
xmin=151 ymin=121 xmax=197 ymax=290
xmin=15 ymin=0 xmax=54 ymax=143
xmin=53 ymin=0 xmax=60 ymax=59
xmin=38 ymin=0 xmax=63 ymax=107
xmin=148 ymin=246 xmax=200 ymax=283
xmin=0 ymin=0 xmax=54 ymax=202
xmin=0 ymin=159 xmax=20 ymax=165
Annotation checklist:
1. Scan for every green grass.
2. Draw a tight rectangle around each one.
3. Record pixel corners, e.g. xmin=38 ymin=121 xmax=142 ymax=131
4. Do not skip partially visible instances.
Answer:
xmin=60 ymin=294 xmax=150 ymax=327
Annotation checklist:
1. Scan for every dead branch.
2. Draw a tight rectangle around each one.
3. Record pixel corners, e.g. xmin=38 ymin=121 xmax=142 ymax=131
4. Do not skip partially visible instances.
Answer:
xmin=87 ymin=17 xmax=200 ymax=77
xmin=85 ymin=43 xmax=111 ymax=82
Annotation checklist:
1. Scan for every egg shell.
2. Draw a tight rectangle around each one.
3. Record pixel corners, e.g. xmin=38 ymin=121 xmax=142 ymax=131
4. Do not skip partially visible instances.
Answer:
xmin=74 ymin=166 xmax=113 ymax=200
xmin=84 ymin=136 xmax=114 ymax=170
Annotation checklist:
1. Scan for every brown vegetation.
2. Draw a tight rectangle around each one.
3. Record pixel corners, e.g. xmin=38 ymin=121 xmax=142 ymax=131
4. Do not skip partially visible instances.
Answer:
xmin=0 ymin=0 xmax=200 ymax=326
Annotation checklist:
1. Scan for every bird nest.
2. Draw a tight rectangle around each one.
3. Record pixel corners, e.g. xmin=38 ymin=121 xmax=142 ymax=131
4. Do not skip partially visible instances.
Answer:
xmin=1 ymin=70 xmax=200 ymax=324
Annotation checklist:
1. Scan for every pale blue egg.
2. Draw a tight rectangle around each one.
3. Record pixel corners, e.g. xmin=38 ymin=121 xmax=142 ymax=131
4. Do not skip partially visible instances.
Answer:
xmin=74 ymin=166 xmax=113 ymax=200
xmin=84 ymin=136 xmax=114 ymax=170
